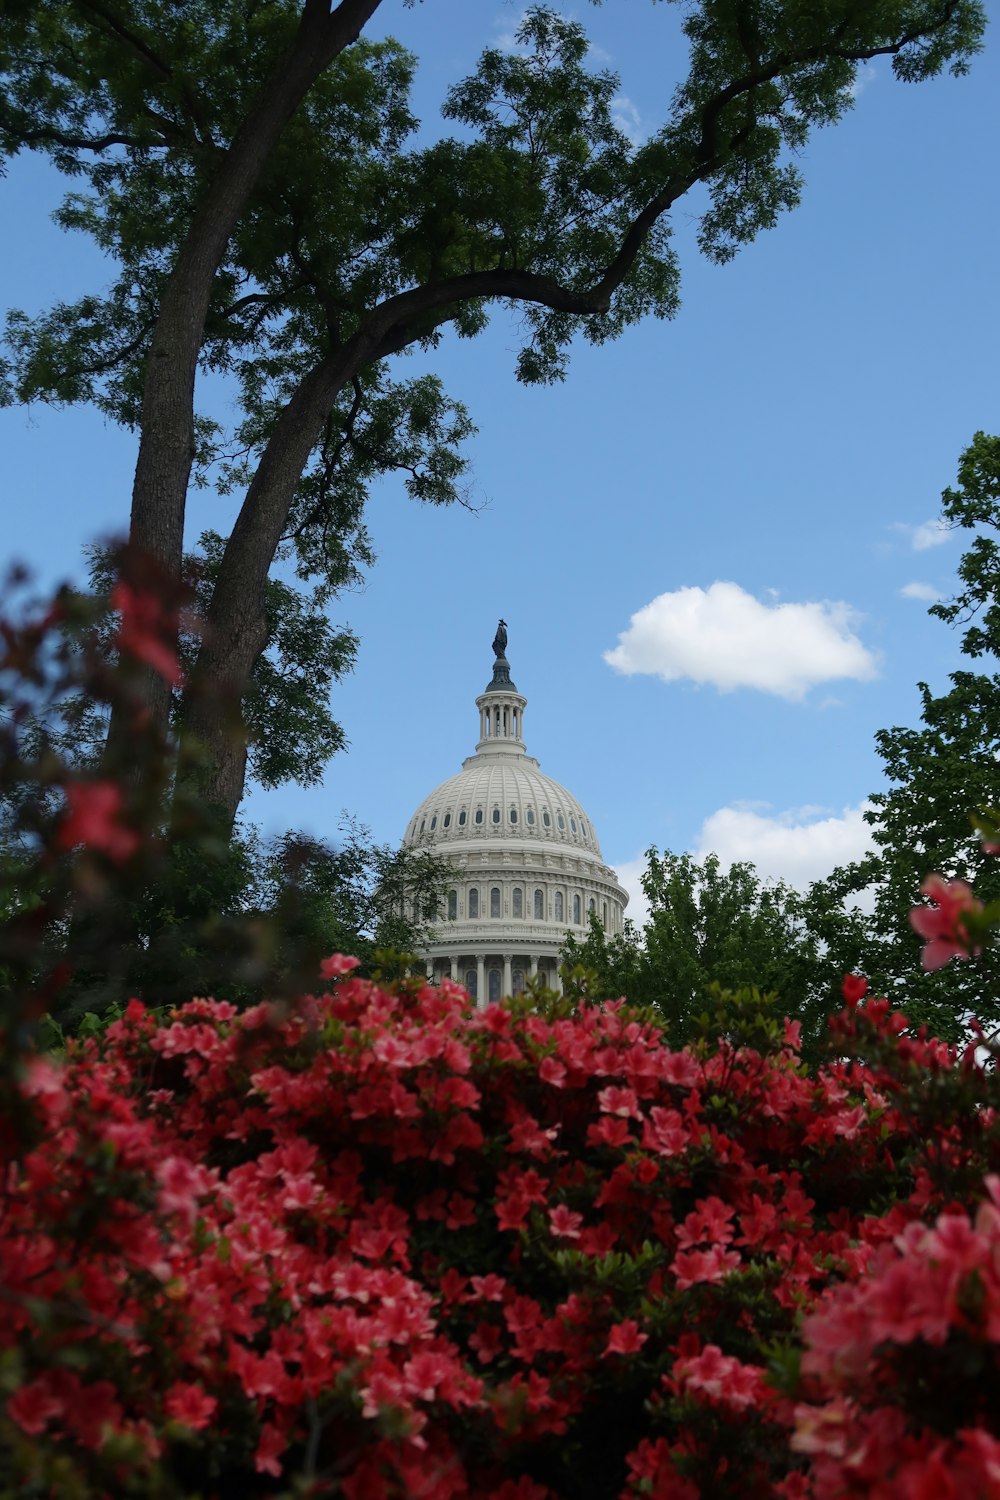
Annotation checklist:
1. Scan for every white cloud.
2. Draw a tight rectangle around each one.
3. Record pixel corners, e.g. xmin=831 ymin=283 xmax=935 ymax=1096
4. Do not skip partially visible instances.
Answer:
xmin=611 ymin=94 xmax=643 ymax=145
xmin=900 ymin=581 xmax=942 ymax=602
xmin=848 ymin=61 xmax=879 ymax=100
xmin=613 ymin=857 xmax=651 ymax=931
xmin=493 ymin=7 xmax=531 ymax=53
xmin=603 ymin=582 xmax=877 ymax=700
xmin=693 ymin=802 xmax=875 ymax=891
xmin=910 ymin=518 xmax=952 ymax=551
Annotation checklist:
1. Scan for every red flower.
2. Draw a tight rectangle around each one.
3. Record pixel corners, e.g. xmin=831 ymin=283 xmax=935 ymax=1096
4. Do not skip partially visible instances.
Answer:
xmin=7 ymin=1378 xmax=63 ymax=1436
xmin=604 ymin=1320 xmax=648 ymax=1356
xmin=254 ymin=1423 xmax=286 ymax=1477
xmin=548 ymin=1204 xmax=583 ymax=1240
xmin=841 ymin=974 xmax=868 ymax=1006
xmin=164 ymin=1381 xmax=217 ymax=1431
xmin=671 ymin=1245 xmax=741 ymax=1290
xmin=909 ymin=875 xmax=983 ymax=970
xmin=111 ymin=579 xmax=183 ymax=686
xmin=320 ymin=953 xmax=362 ymax=979
xmin=56 ymin=779 xmax=140 ymax=862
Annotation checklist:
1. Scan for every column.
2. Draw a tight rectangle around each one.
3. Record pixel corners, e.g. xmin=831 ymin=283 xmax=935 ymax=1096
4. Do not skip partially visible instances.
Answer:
xmin=553 ymin=961 xmax=563 ymax=996
xmin=450 ymin=957 xmax=458 ymax=982
xmin=476 ymin=957 xmax=486 ymax=1009
xmin=426 ymin=959 xmax=434 ymax=982
xmin=502 ymin=954 xmax=512 ymax=998
xmin=529 ymin=955 xmax=538 ymax=979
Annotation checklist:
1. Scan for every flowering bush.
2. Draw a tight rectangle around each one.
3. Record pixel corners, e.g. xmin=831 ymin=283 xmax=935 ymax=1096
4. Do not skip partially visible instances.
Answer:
xmin=6 ymin=567 xmax=1000 ymax=1495
xmin=4 ymin=965 xmax=1000 ymax=1497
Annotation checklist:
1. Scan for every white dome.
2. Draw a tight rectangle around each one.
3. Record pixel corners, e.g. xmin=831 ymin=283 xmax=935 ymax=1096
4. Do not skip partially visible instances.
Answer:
xmin=403 ymin=755 xmax=604 ymax=861
xmin=401 ymin=628 xmax=627 ymax=1004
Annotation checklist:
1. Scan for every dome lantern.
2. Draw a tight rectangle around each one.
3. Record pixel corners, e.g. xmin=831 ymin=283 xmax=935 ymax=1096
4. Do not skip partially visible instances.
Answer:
xmin=475 ymin=619 xmax=527 ymax=756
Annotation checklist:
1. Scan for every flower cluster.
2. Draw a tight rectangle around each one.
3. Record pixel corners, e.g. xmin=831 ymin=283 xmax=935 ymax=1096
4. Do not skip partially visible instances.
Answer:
xmin=909 ymin=873 xmax=983 ymax=971
xmin=792 ymin=1179 xmax=1000 ymax=1497
xmin=4 ymin=968 xmax=1000 ymax=1497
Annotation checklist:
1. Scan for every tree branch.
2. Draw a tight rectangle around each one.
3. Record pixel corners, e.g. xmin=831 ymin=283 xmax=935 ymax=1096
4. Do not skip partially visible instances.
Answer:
xmin=77 ymin=0 xmax=175 ymax=81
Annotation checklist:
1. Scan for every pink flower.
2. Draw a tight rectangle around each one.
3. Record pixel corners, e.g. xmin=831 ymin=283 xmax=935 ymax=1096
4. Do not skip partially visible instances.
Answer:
xmin=548 ymin=1204 xmax=583 ymax=1240
xmin=254 ymin=1423 xmax=286 ymax=1477
xmin=164 ymin=1382 xmax=217 ymax=1431
xmin=605 ymin=1319 xmax=648 ymax=1356
xmin=671 ymin=1245 xmax=741 ymax=1290
xmin=909 ymin=874 xmax=983 ymax=970
xmin=673 ymin=1344 xmax=766 ymax=1410
xmin=597 ymin=1085 xmax=640 ymax=1118
xmin=320 ymin=953 xmax=361 ymax=979
xmin=112 ymin=580 xmax=183 ymax=686
xmin=56 ymin=780 xmax=140 ymax=863
xmin=539 ymin=1055 xmax=567 ymax=1087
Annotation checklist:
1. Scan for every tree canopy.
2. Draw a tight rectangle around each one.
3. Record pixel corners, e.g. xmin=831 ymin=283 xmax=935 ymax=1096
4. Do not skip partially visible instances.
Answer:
xmin=562 ymin=848 xmax=846 ymax=1055
xmin=800 ymin=431 xmax=1000 ymax=1039
xmin=0 ymin=0 xmax=986 ymax=823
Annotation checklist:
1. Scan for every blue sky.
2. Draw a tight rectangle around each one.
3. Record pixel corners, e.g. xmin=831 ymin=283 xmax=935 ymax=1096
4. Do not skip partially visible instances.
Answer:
xmin=2 ymin=3 xmax=998 ymax=922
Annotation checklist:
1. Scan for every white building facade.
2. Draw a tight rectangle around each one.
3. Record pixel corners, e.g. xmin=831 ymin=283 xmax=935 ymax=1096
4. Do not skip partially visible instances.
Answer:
xmin=402 ymin=628 xmax=628 ymax=1002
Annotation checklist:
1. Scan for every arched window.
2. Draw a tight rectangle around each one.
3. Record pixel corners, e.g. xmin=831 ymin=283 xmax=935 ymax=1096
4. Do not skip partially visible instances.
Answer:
xmin=468 ymin=888 xmax=479 ymax=919
xmin=465 ymin=968 xmax=477 ymax=999
xmin=443 ymin=812 xmax=451 ymax=828
xmin=459 ymin=809 xmax=467 ymax=826
xmin=534 ymin=888 xmax=544 ymax=919
xmin=475 ymin=808 xmax=483 ymax=825
xmin=490 ymin=886 xmax=501 ymax=918
xmin=573 ymin=894 xmax=582 ymax=924
xmin=447 ymin=890 xmax=457 ymax=920
xmin=510 ymin=806 xmax=518 ymax=824
xmin=602 ymin=901 xmax=608 ymax=925
xmin=570 ymin=817 xmax=577 ymax=833
xmin=430 ymin=815 xmax=437 ymax=830
xmin=419 ymin=818 xmax=426 ymax=833
xmin=557 ymin=813 xmax=565 ymax=831
xmin=492 ymin=807 xmax=501 ymax=824
xmin=555 ymin=891 xmax=564 ymax=921
xmin=526 ymin=808 xmax=535 ymax=825
xmin=512 ymin=887 xmax=523 ymax=918
xmin=543 ymin=810 xmax=551 ymax=827
xmin=513 ymin=968 xmax=525 ymax=997
xmin=489 ymin=968 xmax=501 ymax=1003
xmin=588 ymin=897 xmax=596 ymax=915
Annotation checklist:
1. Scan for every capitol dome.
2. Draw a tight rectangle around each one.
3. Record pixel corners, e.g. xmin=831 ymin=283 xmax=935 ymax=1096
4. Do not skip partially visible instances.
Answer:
xmin=403 ymin=624 xmax=627 ymax=1003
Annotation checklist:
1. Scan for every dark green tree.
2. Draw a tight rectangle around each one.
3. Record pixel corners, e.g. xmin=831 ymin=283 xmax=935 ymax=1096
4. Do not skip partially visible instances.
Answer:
xmin=1 ymin=1 xmax=985 ymax=823
xmin=562 ymin=849 xmax=844 ymax=1055
xmin=801 ymin=432 xmax=1000 ymax=1039
xmin=0 ymin=564 xmax=450 ymax=1023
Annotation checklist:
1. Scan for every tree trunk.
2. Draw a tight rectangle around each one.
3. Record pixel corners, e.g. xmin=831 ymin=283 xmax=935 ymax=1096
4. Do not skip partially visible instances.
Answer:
xmin=180 ymin=356 xmax=350 ymax=824
xmin=107 ymin=0 xmax=384 ymax=764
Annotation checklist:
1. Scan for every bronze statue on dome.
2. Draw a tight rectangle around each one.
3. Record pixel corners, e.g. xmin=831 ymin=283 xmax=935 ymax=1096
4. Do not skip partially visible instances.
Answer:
xmin=492 ymin=619 xmax=508 ymax=658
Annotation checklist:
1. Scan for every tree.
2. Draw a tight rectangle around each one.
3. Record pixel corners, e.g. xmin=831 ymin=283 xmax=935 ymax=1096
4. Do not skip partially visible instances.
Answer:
xmin=1 ymin=2 xmax=986 ymax=823
xmin=0 ymin=565 xmax=451 ymax=1022
xmin=562 ymin=849 xmax=844 ymax=1055
xmin=802 ymin=432 xmax=1000 ymax=1040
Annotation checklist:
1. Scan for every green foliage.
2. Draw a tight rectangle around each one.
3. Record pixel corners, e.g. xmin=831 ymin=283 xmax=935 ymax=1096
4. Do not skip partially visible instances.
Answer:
xmin=803 ymin=431 xmax=1000 ymax=1039
xmin=0 ymin=565 xmax=451 ymax=1029
xmin=562 ymin=851 xmax=842 ymax=1056
xmin=0 ymin=1 xmax=987 ymax=821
